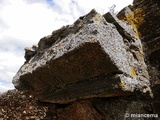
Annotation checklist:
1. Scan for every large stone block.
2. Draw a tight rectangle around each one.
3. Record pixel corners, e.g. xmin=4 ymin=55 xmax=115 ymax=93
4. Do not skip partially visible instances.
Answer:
xmin=13 ymin=9 xmax=151 ymax=103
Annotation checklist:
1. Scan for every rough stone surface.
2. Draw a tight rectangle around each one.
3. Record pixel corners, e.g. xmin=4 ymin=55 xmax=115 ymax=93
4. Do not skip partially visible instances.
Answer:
xmin=24 ymin=45 xmax=38 ymax=62
xmin=7 ymin=0 xmax=160 ymax=119
xmin=57 ymin=100 xmax=102 ymax=120
xmin=117 ymin=1 xmax=160 ymax=119
xmin=117 ymin=0 xmax=160 ymax=90
xmin=13 ymin=9 xmax=151 ymax=103
xmin=118 ymin=0 xmax=160 ymax=110
xmin=93 ymin=96 xmax=155 ymax=120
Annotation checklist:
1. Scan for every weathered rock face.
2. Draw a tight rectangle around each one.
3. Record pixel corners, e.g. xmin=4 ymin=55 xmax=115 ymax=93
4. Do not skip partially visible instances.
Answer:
xmin=6 ymin=0 xmax=160 ymax=119
xmin=12 ymin=9 xmax=151 ymax=103
xmin=117 ymin=0 xmax=160 ymax=117
xmin=134 ymin=0 xmax=160 ymax=96
xmin=117 ymin=0 xmax=160 ymax=100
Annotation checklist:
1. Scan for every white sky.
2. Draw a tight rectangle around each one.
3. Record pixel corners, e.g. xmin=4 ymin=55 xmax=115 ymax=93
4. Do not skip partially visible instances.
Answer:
xmin=0 ymin=0 xmax=133 ymax=92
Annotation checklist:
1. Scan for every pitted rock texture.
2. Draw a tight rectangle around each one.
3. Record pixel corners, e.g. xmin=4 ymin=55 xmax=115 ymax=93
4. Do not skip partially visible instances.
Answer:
xmin=12 ymin=9 xmax=151 ymax=103
xmin=117 ymin=0 xmax=160 ymax=100
xmin=117 ymin=0 xmax=160 ymax=117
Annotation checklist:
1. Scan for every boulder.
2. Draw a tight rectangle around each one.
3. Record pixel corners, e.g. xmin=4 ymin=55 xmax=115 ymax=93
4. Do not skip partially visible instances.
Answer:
xmin=12 ymin=9 xmax=151 ymax=103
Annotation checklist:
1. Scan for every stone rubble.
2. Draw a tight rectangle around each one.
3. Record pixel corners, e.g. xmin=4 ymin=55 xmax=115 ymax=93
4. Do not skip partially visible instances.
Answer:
xmin=0 ymin=90 xmax=55 ymax=120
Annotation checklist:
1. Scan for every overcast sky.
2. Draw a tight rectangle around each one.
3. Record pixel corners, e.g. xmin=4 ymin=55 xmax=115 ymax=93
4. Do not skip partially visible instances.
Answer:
xmin=0 ymin=0 xmax=133 ymax=92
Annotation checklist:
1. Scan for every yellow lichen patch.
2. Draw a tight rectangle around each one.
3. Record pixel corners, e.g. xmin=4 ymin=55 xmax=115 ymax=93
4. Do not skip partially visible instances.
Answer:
xmin=119 ymin=81 xmax=125 ymax=87
xmin=113 ymin=48 xmax=116 ymax=51
xmin=126 ymin=9 xmax=145 ymax=38
xmin=140 ymin=46 xmax=144 ymax=54
xmin=134 ymin=9 xmax=144 ymax=27
xmin=134 ymin=52 xmax=143 ymax=61
xmin=130 ymin=67 xmax=136 ymax=77
xmin=119 ymin=7 xmax=146 ymax=38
